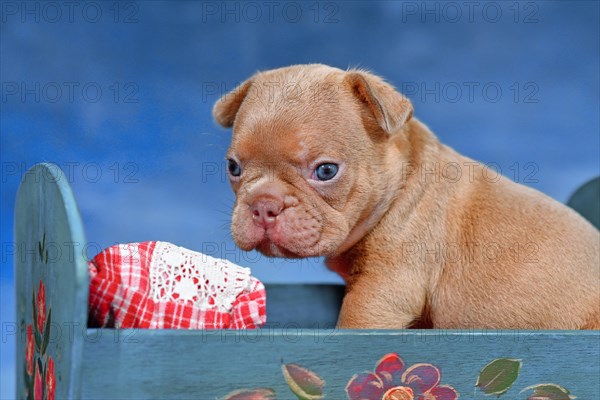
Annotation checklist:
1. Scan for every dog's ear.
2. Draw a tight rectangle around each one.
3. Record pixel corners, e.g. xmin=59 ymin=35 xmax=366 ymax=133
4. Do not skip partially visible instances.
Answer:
xmin=212 ymin=79 xmax=254 ymax=128
xmin=344 ymin=70 xmax=413 ymax=134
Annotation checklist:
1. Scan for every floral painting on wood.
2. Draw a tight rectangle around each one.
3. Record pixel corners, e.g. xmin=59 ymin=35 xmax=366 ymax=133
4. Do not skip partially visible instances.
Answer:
xmin=24 ymin=280 xmax=55 ymax=400
xmin=23 ymin=233 xmax=56 ymax=400
xmin=220 ymin=352 xmax=574 ymax=400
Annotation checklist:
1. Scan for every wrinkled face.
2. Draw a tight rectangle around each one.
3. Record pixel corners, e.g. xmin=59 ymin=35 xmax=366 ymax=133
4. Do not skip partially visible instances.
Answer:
xmin=214 ymin=65 xmax=412 ymax=258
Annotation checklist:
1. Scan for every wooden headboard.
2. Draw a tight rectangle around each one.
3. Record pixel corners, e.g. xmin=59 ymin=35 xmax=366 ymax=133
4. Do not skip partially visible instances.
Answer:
xmin=14 ymin=163 xmax=89 ymax=399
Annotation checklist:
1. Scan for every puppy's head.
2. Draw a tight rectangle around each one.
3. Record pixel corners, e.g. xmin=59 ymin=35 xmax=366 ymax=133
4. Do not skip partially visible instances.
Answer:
xmin=213 ymin=64 xmax=413 ymax=258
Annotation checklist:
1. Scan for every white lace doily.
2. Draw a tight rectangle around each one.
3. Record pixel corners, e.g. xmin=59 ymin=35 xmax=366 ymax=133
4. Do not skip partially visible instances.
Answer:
xmin=149 ymin=242 xmax=252 ymax=312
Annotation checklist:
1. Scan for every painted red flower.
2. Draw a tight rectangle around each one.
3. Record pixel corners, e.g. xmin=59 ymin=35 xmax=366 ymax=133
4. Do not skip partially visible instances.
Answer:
xmin=46 ymin=357 xmax=56 ymax=400
xmin=37 ymin=281 xmax=46 ymax=333
xmin=26 ymin=324 xmax=34 ymax=375
xmin=346 ymin=353 xmax=459 ymax=400
xmin=34 ymin=362 xmax=43 ymax=400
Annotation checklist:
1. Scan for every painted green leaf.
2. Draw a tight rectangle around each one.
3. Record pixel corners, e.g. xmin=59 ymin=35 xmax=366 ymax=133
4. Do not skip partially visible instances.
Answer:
xmin=32 ymin=293 xmax=41 ymax=351
xmin=476 ymin=358 xmax=521 ymax=396
xmin=28 ymin=360 xmax=37 ymax=400
xmin=23 ymin=363 xmax=31 ymax=392
xmin=281 ymin=363 xmax=325 ymax=400
xmin=220 ymin=388 xmax=277 ymax=400
xmin=521 ymin=383 xmax=574 ymax=400
xmin=42 ymin=357 xmax=47 ymax=400
xmin=39 ymin=232 xmax=46 ymax=262
xmin=41 ymin=309 xmax=52 ymax=355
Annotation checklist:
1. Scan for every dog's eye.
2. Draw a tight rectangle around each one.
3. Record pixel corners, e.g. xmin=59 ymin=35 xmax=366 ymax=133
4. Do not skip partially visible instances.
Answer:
xmin=315 ymin=163 xmax=338 ymax=181
xmin=227 ymin=159 xmax=241 ymax=177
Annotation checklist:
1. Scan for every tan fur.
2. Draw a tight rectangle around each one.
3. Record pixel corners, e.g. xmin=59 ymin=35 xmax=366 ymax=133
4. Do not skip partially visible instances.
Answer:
xmin=213 ymin=64 xmax=600 ymax=329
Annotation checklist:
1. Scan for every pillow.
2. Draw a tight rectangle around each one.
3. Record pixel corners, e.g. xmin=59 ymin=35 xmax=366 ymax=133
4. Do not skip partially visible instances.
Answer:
xmin=88 ymin=241 xmax=266 ymax=329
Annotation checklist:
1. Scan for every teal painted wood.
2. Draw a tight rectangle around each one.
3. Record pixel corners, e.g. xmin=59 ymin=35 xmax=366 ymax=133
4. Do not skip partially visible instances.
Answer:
xmin=265 ymin=284 xmax=344 ymax=327
xmin=14 ymin=163 xmax=89 ymax=399
xmin=568 ymin=176 xmax=600 ymax=229
xmin=78 ymin=330 xmax=599 ymax=399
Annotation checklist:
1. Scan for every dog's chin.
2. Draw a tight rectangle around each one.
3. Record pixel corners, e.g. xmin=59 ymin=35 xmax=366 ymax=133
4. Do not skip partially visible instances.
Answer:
xmin=255 ymin=240 xmax=306 ymax=258
xmin=235 ymin=236 xmax=333 ymax=259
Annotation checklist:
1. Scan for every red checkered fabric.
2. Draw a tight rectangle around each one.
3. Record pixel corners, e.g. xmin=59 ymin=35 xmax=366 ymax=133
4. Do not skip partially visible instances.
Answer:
xmin=88 ymin=241 xmax=266 ymax=329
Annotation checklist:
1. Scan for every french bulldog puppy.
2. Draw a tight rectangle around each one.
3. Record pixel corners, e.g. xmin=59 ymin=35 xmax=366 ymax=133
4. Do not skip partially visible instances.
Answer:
xmin=213 ymin=64 xmax=600 ymax=329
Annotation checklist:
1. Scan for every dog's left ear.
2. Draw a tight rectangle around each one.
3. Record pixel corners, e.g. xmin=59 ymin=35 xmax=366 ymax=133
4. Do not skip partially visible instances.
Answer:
xmin=212 ymin=78 xmax=254 ymax=128
xmin=344 ymin=70 xmax=413 ymax=134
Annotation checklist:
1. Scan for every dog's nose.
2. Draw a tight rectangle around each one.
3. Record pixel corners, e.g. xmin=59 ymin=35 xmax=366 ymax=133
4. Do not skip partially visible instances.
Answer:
xmin=250 ymin=198 xmax=283 ymax=229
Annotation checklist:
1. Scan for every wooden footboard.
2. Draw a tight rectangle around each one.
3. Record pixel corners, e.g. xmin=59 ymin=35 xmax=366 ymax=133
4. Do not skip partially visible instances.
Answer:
xmin=14 ymin=163 xmax=600 ymax=399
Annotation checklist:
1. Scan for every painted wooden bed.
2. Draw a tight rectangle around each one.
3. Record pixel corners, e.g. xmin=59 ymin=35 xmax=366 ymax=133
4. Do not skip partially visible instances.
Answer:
xmin=14 ymin=163 xmax=600 ymax=399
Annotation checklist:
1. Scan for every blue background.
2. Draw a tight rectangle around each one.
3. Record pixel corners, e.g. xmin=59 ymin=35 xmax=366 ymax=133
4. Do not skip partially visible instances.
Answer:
xmin=1 ymin=1 xmax=598 ymax=398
